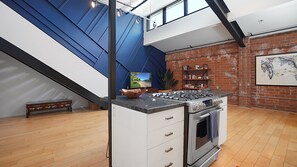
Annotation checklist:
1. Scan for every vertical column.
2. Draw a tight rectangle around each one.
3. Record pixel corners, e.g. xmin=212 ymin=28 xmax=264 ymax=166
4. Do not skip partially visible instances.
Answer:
xmin=238 ymin=37 xmax=252 ymax=106
xmin=108 ymin=0 xmax=116 ymax=166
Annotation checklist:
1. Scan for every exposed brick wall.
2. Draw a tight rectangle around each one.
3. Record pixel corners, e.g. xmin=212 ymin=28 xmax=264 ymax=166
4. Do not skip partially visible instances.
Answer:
xmin=166 ymin=30 xmax=297 ymax=112
xmin=166 ymin=42 xmax=240 ymax=105
xmin=249 ymin=31 xmax=297 ymax=112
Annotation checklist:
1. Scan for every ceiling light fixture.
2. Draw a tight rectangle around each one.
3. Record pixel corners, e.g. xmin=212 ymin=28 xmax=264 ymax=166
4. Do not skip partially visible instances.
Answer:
xmin=117 ymin=9 xmax=123 ymax=17
xmin=91 ymin=0 xmax=99 ymax=8
xmin=135 ymin=16 xmax=141 ymax=24
xmin=90 ymin=0 xmax=157 ymax=29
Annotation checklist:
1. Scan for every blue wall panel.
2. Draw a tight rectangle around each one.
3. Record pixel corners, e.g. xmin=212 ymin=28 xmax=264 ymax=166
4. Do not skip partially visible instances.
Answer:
xmin=2 ymin=0 xmax=166 ymax=94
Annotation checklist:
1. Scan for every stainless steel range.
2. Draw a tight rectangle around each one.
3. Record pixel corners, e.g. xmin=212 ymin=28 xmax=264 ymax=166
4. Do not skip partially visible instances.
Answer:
xmin=153 ymin=90 xmax=223 ymax=167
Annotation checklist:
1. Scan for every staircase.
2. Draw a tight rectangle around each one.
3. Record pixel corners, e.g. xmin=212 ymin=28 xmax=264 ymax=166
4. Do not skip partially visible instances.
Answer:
xmin=0 ymin=0 xmax=165 ymax=105
xmin=0 ymin=2 xmax=108 ymax=107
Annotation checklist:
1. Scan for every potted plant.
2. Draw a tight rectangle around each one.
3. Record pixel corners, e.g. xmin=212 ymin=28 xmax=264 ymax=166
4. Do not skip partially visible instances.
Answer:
xmin=158 ymin=69 xmax=178 ymax=92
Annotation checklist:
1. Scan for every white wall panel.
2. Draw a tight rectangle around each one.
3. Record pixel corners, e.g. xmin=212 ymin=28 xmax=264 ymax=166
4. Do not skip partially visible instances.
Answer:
xmin=0 ymin=2 xmax=108 ymax=98
xmin=0 ymin=52 xmax=88 ymax=118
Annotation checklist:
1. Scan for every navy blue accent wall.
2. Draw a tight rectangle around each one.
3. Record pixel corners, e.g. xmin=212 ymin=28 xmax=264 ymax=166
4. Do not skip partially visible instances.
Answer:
xmin=2 ymin=0 xmax=165 ymax=94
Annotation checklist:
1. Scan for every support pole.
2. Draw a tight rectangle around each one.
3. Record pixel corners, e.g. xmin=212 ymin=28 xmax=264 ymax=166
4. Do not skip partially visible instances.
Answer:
xmin=108 ymin=0 xmax=116 ymax=166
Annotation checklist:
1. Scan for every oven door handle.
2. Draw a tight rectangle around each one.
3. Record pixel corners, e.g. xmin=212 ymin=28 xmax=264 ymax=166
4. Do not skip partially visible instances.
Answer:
xmin=199 ymin=108 xmax=223 ymax=119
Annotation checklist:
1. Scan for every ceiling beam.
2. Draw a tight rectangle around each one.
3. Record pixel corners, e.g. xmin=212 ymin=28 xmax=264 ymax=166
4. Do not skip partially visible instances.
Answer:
xmin=205 ymin=0 xmax=245 ymax=47
xmin=130 ymin=0 xmax=148 ymax=12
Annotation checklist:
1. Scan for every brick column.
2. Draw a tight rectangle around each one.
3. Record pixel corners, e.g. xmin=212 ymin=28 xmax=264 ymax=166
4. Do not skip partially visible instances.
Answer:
xmin=238 ymin=37 xmax=252 ymax=107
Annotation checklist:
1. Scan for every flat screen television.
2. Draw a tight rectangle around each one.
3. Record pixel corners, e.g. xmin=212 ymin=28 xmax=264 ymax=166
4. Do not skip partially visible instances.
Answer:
xmin=130 ymin=72 xmax=152 ymax=89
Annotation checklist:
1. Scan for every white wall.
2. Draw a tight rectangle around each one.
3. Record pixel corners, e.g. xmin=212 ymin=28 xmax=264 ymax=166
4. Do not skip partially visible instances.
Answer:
xmin=0 ymin=51 xmax=88 ymax=118
xmin=144 ymin=8 xmax=220 ymax=45
xmin=0 ymin=2 xmax=108 ymax=97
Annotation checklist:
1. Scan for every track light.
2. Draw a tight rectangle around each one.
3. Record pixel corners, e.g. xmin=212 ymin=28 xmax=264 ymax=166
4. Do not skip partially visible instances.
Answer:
xmin=117 ymin=9 xmax=123 ymax=17
xmin=91 ymin=0 xmax=99 ymax=8
xmin=135 ymin=16 xmax=141 ymax=24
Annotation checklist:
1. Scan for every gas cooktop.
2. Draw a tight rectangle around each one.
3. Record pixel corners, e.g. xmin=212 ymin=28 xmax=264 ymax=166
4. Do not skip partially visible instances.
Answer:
xmin=152 ymin=90 xmax=214 ymax=101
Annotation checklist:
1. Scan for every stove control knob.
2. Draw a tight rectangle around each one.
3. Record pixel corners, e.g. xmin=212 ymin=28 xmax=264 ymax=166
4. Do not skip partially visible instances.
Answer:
xmin=192 ymin=102 xmax=202 ymax=111
xmin=213 ymin=99 xmax=223 ymax=106
xmin=192 ymin=104 xmax=198 ymax=111
xmin=200 ymin=103 xmax=206 ymax=110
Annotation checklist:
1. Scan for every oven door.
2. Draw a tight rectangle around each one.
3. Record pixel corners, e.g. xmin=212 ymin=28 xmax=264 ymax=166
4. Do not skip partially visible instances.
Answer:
xmin=187 ymin=107 xmax=222 ymax=166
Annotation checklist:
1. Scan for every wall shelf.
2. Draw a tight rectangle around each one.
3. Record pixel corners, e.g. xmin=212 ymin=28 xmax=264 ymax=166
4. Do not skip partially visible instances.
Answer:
xmin=183 ymin=79 xmax=210 ymax=81
xmin=182 ymin=65 xmax=210 ymax=90
xmin=183 ymin=68 xmax=209 ymax=72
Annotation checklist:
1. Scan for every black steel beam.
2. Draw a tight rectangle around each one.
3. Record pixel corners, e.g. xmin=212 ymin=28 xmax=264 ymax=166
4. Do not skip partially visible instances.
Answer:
xmin=184 ymin=0 xmax=188 ymax=15
xmin=215 ymin=0 xmax=230 ymax=13
xmin=231 ymin=21 xmax=245 ymax=38
xmin=108 ymin=0 xmax=116 ymax=166
xmin=205 ymin=0 xmax=245 ymax=47
xmin=0 ymin=37 xmax=108 ymax=109
xmin=130 ymin=0 xmax=147 ymax=12
xmin=116 ymin=0 xmax=133 ymax=8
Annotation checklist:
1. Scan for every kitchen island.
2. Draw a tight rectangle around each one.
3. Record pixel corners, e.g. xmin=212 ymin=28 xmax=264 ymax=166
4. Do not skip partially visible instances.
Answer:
xmin=111 ymin=91 xmax=230 ymax=167
xmin=112 ymin=94 xmax=185 ymax=167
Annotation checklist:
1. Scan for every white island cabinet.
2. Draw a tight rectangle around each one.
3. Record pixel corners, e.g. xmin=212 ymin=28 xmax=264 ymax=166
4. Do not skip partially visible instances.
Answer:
xmin=112 ymin=104 xmax=184 ymax=167
xmin=218 ymin=96 xmax=227 ymax=145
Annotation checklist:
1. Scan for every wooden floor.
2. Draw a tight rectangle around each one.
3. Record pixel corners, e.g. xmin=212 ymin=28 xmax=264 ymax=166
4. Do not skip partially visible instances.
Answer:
xmin=0 ymin=110 xmax=108 ymax=167
xmin=0 ymin=106 xmax=296 ymax=167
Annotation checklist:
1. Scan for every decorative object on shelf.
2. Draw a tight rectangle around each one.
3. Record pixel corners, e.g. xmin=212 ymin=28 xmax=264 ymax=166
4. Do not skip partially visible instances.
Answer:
xmin=120 ymin=89 xmax=147 ymax=99
xmin=203 ymin=64 xmax=208 ymax=69
xmin=158 ymin=69 xmax=178 ymax=91
xmin=256 ymin=53 xmax=297 ymax=86
xmin=195 ymin=65 xmax=201 ymax=70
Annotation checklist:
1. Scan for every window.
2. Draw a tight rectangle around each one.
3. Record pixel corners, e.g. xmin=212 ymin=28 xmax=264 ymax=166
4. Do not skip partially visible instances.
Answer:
xmin=188 ymin=0 xmax=208 ymax=14
xmin=146 ymin=0 xmax=209 ymax=31
xmin=166 ymin=0 xmax=184 ymax=23
xmin=149 ymin=11 xmax=163 ymax=30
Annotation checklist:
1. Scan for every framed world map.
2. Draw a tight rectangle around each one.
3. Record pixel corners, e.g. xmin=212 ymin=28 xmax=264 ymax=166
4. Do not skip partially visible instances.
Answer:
xmin=256 ymin=53 xmax=297 ymax=86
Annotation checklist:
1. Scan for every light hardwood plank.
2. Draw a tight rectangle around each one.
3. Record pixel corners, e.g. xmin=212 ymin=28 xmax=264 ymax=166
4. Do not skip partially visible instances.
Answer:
xmin=0 ymin=105 xmax=296 ymax=167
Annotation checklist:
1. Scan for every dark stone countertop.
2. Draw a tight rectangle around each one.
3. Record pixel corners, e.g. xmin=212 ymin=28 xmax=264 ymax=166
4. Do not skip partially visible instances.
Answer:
xmin=212 ymin=91 xmax=233 ymax=98
xmin=111 ymin=90 xmax=232 ymax=114
xmin=112 ymin=93 xmax=185 ymax=114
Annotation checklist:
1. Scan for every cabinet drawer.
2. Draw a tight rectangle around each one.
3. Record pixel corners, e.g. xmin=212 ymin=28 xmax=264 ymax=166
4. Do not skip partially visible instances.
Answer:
xmin=148 ymin=121 xmax=183 ymax=149
xmin=148 ymin=107 xmax=184 ymax=132
xmin=148 ymin=136 xmax=183 ymax=167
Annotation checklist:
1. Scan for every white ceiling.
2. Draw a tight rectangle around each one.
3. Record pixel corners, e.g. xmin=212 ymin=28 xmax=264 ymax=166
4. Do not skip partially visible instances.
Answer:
xmin=99 ymin=0 xmax=297 ymax=52
xmin=237 ymin=1 xmax=297 ymax=36
xmin=99 ymin=0 xmax=176 ymax=17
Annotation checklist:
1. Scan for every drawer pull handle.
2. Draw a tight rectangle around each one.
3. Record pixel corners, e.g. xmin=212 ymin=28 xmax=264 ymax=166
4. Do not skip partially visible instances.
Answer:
xmin=165 ymin=162 xmax=173 ymax=167
xmin=165 ymin=147 xmax=173 ymax=153
xmin=165 ymin=132 xmax=173 ymax=137
xmin=165 ymin=116 xmax=174 ymax=120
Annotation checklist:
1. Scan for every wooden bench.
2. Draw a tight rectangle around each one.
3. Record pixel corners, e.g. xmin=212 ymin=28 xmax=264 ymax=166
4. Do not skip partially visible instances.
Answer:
xmin=26 ymin=99 xmax=72 ymax=118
